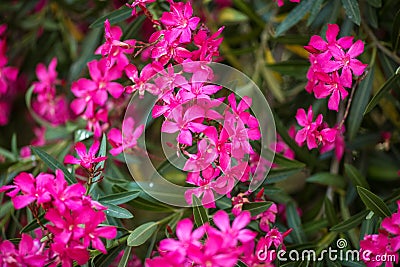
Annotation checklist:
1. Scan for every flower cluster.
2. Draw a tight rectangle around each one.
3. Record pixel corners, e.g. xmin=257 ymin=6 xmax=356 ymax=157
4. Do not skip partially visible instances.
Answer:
xmin=294 ymin=23 xmax=366 ymax=160
xmin=146 ymin=210 xmax=290 ymax=266
xmin=360 ymin=200 xmax=400 ymax=267
xmin=304 ymin=24 xmax=367 ymax=111
xmin=0 ymin=24 xmax=19 ymax=126
xmin=0 ymin=170 xmax=117 ymax=266
xmin=0 ymin=232 xmax=48 ymax=266
xmin=31 ymin=58 xmax=70 ymax=126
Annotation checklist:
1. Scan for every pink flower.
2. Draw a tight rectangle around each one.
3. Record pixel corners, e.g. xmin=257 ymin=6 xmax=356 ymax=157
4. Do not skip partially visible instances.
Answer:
xmin=32 ymin=94 xmax=70 ymax=126
xmin=360 ymin=233 xmax=399 ymax=267
xmin=192 ymin=26 xmax=224 ymax=61
xmin=107 ymin=117 xmax=145 ymax=156
xmin=96 ymin=19 xmax=135 ymax=69
xmin=294 ymin=106 xmax=322 ymax=149
xmin=158 ymin=218 xmax=204 ymax=261
xmin=86 ymin=108 xmax=109 ymax=138
xmin=161 ymin=105 xmax=207 ymax=146
xmin=183 ymin=139 xmax=218 ymax=172
xmin=209 ymin=210 xmax=257 ymax=247
xmin=0 ymin=233 xmax=48 ymax=267
xmin=305 ymin=24 xmax=353 ymax=53
xmin=0 ymin=172 xmax=53 ymax=209
xmin=160 ymin=1 xmax=200 ymax=43
xmin=32 ymin=57 xmax=59 ymax=95
xmin=313 ymin=71 xmax=349 ymax=111
xmin=124 ymin=63 xmax=158 ymax=97
xmin=126 ymin=0 xmax=156 ymax=16
xmin=184 ymin=166 xmax=220 ymax=208
xmin=64 ymin=140 xmax=107 ymax=170
xmin=323 ymin=39 xmax=367 ymax=87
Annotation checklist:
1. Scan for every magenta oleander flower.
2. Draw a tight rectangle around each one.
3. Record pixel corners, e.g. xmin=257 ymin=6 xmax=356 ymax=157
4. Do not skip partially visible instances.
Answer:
xmin=295 ymin=106 xmax=322 ymax=149
xmin=86 ymin=108 xmax=109 ymax=138
xmin=160 ymin=1 xmax=200 ymax=43
xmin=323 ymin=39 xmax=368 ymax=87
xmin=32 ymin=57 xmax=59 ymax=95
xmin=360 ymin=233 xmax=399 ymax=267
xmin=0 ymin=172 xmax=54 ymax=209
xmin=192 ymin=26 xmax=224 ymax=61
xmin=382 ymin=201 xmax=400 ymax=236
xmin=96 ymin=19 xmax=135 ymax=69
xmin=64 ymin=140 xmax=107 ymax=170
xmin=158 ymin=218 xmax=205 ymax=261
xmin=124 ymin=63 xmax=158 ymax=97
xmin=183 ymin=139 xmax=218 ymax=172
xmin=107 ymin=117 xmax=145 ymax=156
xmin=185 ymin=166 xmax=221 ymax=208
xmin=79 ymin=209 xmax=117 ymax=254
xmin=305 ymin=24 xmax=353 ymax=53
xmin=126 ymin=0 xmax=156 ymax=16
xmin=0 ymin=233 xmax=48 ymax=267
xmin=161 ymin=105 xmax=207 ymax=146
xmin=209 ymin=210 xmax=257 ymax=247
xmin=313 ymin=71 xmax=349 ymax=111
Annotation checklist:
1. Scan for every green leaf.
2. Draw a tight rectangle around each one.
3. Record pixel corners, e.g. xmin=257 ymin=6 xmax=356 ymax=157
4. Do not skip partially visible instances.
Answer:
xmin=11 ymin=133 xmax=17 ymax=157
xmin=74 ymin=129 xmax=93 ymax=142
xmin=20 ymin=213 xmax=46 ymax=233
xmin=307 ymin=0 xmax=324 ymax=26
xmin=102 ymin=203 xmax=134 ymax=219
xmin=347 ymin=66 xmax=375 ymax=140
xmin=265 ymin=168 xmax=302 ymax=184
xmin=272 ymin=151 xmax=306 ymax=169
xmin=30 ymin=146 xmax=76 ymax=184
xmin=286 ymin=202 xmax=306 ymax=243
xmin=324 ymin=197 xmax=338 ymax=226
xmin=364 ymin=67 xmax=400 ymax=115
xmin=127 ymin=222 xmax=158 ymax=247
xmin=91 ymin=244 xmax=124 ymax=267
xmin=275 ymin=0 xmax=313 ymax=37
xmin=306 ymin=172 xmax=346 ymax=189
xmin=242 ymin=201 xmax=273 ymax=217
xmin=392 ymin=9 xmax=400 ymax=51
xmin=366 ymin=0 xmax=381 ymax=8
xmin=192 ymin=195 xmax=209 ymax=228
xmin=99 ymin=191 xmax=141 ymax=205
xmin=0 ymin=147 xmax=17 ymax=161
xmin=117 ymin=246 xmax=132 ymax=267
xmin=357 ymin=186 xmax=391 ymax=218
xmin=344 ymin=164 xmax=370 ymax=189
xmin=341 ymin=0 xmax=361 ymax=25
xmin=90 ymin=5 xmax=132 ymax=28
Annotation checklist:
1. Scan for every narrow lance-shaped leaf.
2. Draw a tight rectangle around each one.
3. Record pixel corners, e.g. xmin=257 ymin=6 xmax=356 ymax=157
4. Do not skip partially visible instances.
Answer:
xmin=347 ymin=66 xmax=375 ymax=140
xmin=127 ymin=222 xmax=158 ymax=247
xmin=30 ymin=146 xmax=76 ymax=184
xmin=99 ymin=191 xmax=141 ymax=205
xmin=275 ymin=0 xmax=313 ymax=37
xmin=192 ymin=194 xmax=209 ymax=228
xmin=344 ymin=164 xmax=370 ymax=189
xmin=364 ymin=67 xmax=400 ymax=115
xmin=242 ymin=201 xmax=273 ymax=217
xmin=102 ymin=203 xmax=134 ymax=219
xmin=330 ymin=210 xmax=370 ymax=232
xmin=90 ymin=5 xmax=132 ymax=28
xmin=356 ymin=186 xmax=391 ymax=218
xmin=341 ymin=0 xmax=361 ymax=25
